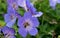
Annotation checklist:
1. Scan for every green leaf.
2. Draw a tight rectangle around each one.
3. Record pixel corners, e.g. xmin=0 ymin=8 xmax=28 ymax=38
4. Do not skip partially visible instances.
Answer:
xmin=0 ymin=20 xmax=5 ymax=27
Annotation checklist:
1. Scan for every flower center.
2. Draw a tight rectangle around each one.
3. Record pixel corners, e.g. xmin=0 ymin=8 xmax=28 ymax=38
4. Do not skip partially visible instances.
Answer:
xmin=12 ymin=3 xmax=17 ymax=10
xmin=10 ymin=14 xmax=14 ymax=20
xmin=0 ymin=32 xmax=11 ymax=38
xmin=5 ymin=33 xmax=11 ymax=38
xmin=24 ymin=22 xmax=29 ymax=28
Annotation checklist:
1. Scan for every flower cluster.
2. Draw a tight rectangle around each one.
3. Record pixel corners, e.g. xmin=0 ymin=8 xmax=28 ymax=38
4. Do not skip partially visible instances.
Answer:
xmin=3 ymin=0 xmax=43 ymax=38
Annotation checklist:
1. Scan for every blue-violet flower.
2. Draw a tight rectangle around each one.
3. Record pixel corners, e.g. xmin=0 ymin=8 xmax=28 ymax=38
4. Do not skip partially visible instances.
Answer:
xmin=18 ymin=12 xmax=39 ymax=37
xmin=18 ymin=0 xmax=43 ymax=17
xmin=0 ymin=26 xmax=15 ymax=38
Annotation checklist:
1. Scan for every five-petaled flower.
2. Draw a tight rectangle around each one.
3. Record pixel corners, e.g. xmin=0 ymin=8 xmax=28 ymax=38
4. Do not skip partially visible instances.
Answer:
xmin=4 ymin=6 xmax=17 ymax=28
xmin=18 ymin=12 xmax=39 ymax=37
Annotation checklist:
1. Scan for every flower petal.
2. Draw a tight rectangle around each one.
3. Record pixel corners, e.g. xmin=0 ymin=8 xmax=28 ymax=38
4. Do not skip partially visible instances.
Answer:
xmin=24 ymin=12 xmax=32 ymax=19
xmin=32 ymin=12 xmax=43 ymax=17
xmin=7 ymin=6 xmax=16 ymax=14
xmin=57 ymin=0 xmax=60 ymax=3
xmin=17 ymin=17 xmax=24 ymax=27
xmin=18 ymin=28 xmax=27 ymax=37
xmin=7 ymin=0 xmax=17 ymax=5
xmin=26 ymin=0 xmax=36 ymax=13
xmin=29 ymin=28 xmax=38 ymax=36
xmin=31 ymin=17 xmax=39 ymax=27
xmin=4 ymin=14 xmax=11 ymax=23
xmin=49 ymin=0 xmax=57 ymax=9
xmin=6 ymin=18 xmax=16 ymax=28
xmin=18 ymin=0 xmax=26 ymax=7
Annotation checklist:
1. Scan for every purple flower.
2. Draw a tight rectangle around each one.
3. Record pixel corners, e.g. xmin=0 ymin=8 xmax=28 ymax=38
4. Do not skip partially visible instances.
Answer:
xmin=57 ymin=0 xmax=60 ymax=3
xmin=32 ymin=12 xmax=43 ymax=17
xmin=18 ymin=12 xmax=39 ymax=37
xmin=18 ymin=0 xmax=26 ymax=7
xmin=26 ymin=0 xmax=43 ymax=17
xmin=18 ymin=0 xmax=43 ymax=17
xmin=7 ymin=0 xmax=18 ymax=10
xmin=0 ymin=26 xmax=16 ymax=38
xmin=4 ymin=6 xmax=17 ymax=28
xmin=49 ymin=0 xmax=57 ymax=9
xmin=49 ymin=0 xmax=60 ymax=9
